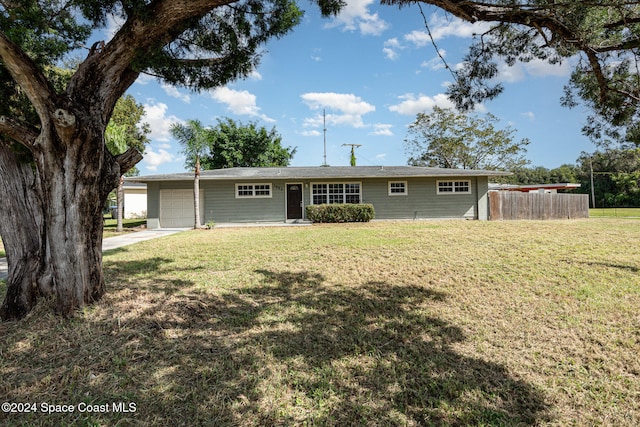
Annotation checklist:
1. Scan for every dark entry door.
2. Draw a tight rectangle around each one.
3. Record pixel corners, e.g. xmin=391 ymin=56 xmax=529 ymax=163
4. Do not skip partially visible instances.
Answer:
xmin=287 ymin=184 xmax=303 ymax=219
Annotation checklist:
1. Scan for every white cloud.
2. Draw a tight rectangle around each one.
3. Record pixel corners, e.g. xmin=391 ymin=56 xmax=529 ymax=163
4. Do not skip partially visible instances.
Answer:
xmin=105 ymin=13 xmax=125 ymax=42
xmin=249 ymin=70 xmax=263 ymax=81
xmin=403 ymin=14 xmax=491 ymax=49
xmin=302 ymin=92 xmax=375 ymax=115
xmin=495 ymin=58 xmax=572 ymax=83
xmin=311 ymin=48 xmax=323 ymax=62
xmin=421 ymin=49 xmax=448 ymax=70
xmin=388 ymin=93 xmax=455 ymax=116
xmin=143 ymin=146 xmax=176 ymax=171
xmin=370 ymin=124 xmax=394 ymax=136
xmin=521 ymin=111 xmax=535 ymax=121
xmin=209 ymin=87 xmax=274 ymax=122
xmin=427 ymin=14 xmax=492 ymax=41
xmin=523 ymin=58 xmax=572 ymax=78
xmin=326 ymin=0 xmax=389 ymax=36
xmin=301 ymin=130 xmax=322 ymax=137
xmin=375 ymin=153 xmax=387 ymax=161
xmin=133 ymin=74 xmax=155 ymax=86
xmin=161 ymin=83 xmax=191 ymax=103
xmin=383 ymin=38 xmax=404 ymax=60
xmin=301 ymin=92 xmax=376 ymax=129
xmin=404 ymin=30 xmax=431 ymax=48
xmin=142 ymin=101 xmax=182 ymax=142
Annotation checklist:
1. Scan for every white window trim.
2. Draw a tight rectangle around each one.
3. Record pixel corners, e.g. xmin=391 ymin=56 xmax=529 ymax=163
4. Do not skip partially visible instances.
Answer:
xmin=235 ymin=183 xmax=273 ymax=199
xmin=436 ymin=179 xmax=472 ymax=195
xmin=388 ymin=181 xmax=408 ymax=196
xmin=310 ymin=182 xmax=363 ymax=205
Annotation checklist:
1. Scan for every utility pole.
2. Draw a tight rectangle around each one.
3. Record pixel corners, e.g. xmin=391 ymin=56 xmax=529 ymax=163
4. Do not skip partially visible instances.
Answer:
xmin=590 ymin=157 xmax=596 ymax=209
xmin=342 ymin=143 xmax=362 ymax=167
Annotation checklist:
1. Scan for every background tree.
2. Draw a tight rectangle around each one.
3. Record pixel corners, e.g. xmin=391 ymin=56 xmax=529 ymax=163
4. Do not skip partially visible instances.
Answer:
xmin=171 ymin=120 xmax=209 ymax=229
xmin=384 ymin=1 xmax=640 ymax=147
xmin=0 ymin=0 xmax=343 ymax=320
xmin=105 ymin=95 xmax=150 ymax=232
xmin=199 ymin=118 xmax=295 ymax=169
xmin=506 ymin=164 xmax=579 ymax=185
xmin=405 ymin=106 xmax=530 ymax=170
xmin=575 ymin=148 xmax=640 ymax=207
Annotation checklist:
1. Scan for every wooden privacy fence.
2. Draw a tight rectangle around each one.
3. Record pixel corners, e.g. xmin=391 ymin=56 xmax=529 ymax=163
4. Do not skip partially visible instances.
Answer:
xmin=489 ymin=191 xmax=589 ymax=220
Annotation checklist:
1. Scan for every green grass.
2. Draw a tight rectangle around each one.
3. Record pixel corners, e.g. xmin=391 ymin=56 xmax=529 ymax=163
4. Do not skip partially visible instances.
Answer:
xmin=103 ymin=217 xmax=147 ymax=238
xmin=1 ymin=220 xmax=639 ymax=426
xmin=590 ymin=207 xmax=640 ymax=218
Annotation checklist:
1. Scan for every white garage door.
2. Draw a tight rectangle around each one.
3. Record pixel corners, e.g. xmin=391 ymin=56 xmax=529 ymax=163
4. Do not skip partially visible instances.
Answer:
xmin=160 ymin=189 xmax=204 ymax=228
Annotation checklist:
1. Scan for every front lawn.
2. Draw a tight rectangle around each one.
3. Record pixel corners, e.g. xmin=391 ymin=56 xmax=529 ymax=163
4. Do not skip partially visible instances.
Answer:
xmin=1 ymin=220 xmax=638 ymax=426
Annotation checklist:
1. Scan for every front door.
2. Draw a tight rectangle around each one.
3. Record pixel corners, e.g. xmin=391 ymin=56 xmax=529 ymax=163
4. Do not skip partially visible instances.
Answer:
xmin=286 ymin=184 xmax=303 ymax=220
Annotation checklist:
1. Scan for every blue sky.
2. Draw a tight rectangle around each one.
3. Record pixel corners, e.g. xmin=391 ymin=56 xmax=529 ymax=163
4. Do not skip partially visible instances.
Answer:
xmin=116 ymin=0 xmax=596 ymax=175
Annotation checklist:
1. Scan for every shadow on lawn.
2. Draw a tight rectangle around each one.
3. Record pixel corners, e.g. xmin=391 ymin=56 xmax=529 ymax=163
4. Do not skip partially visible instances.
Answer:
xmin=245 ymin=270 xmax=550 ymax=426
xmin=0 ymin=265 xmax=551 ymax=426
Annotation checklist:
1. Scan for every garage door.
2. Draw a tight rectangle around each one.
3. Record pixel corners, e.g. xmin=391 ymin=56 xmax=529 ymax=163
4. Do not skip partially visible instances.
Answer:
xmin=160 ymin=189 xmax=204 ymax=228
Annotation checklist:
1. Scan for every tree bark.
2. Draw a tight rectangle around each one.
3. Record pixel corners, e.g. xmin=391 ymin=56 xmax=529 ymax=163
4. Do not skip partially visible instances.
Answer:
xmin=31 ymin=116 xmax=116 ymax=316
xmin=0 ymin=144 xmax=49 ymax=320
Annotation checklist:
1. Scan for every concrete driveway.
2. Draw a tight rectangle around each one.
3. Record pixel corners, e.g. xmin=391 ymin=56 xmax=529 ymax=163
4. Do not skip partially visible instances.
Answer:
xmin=0 ymin=229 xmax=187 ymax=281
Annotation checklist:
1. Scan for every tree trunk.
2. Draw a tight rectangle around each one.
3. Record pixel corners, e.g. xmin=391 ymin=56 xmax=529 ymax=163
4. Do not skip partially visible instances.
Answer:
xmin=117 ymin=176 xmax=124 ymax=232
xmin=34 ymin=122 xmax=119 ymax=317
xmin=194 ymin=157 xmax=202 ymax=229
xmin=0 ymin=144 xmax=50 ymax=320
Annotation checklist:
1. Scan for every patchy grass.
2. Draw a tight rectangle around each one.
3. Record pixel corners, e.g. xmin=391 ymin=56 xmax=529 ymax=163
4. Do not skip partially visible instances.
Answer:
xmin=103 ymin=217 xmax=147 ymax=238
xmin=1 ymin=220 xmax=639 ymax=426
xmin=0 ymin=239 xmax=4 ymax=258
xmin=590 ymin=207 xmax=640 ymax=218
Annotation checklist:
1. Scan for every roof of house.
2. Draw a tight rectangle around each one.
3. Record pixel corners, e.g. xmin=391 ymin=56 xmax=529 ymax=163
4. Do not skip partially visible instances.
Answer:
xmin=128 ymin=166 xmax=512 ymax=182
xmin=122 ymin=182 xmax=147 ymax=189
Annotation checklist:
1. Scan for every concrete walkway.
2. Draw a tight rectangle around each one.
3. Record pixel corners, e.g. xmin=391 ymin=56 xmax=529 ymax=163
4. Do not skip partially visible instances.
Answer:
xmin=0 ymin=229 xmax=187 ymax=281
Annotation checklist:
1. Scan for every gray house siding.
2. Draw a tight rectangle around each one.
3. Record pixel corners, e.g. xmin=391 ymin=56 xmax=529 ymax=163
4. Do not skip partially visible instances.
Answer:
xmin=136 ymin=167 xmax=503 ymax=227
xmin=202 ymin=180 xmax=287 ymax=223
xmin=146 ymin=182 xmax=160 ymax=229
xmin=361 ymin=177 xmax=480 ymax=220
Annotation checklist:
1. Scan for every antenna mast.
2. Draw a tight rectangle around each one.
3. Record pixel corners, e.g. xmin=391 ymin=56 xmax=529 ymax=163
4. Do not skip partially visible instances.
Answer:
xmin=323 ymin=109 xmax=327 ymax=166
xmin=342 ymin=143 xmax=362 ymax=167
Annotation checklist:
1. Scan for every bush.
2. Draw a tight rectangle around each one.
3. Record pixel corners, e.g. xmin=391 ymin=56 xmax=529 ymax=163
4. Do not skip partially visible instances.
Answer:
xmin=306 ymin=204 xmax=375 ymax=223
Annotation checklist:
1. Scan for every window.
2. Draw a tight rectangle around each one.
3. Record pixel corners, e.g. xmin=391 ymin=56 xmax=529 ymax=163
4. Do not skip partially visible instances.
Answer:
xmin=312 ymin=183 xmax=361 ymax=204
xmin=388 ymin=181 xmax=407 ymax=196
xmin=437 ymin=180 xmax=471 ymax=194
xmin=235 ymin=183 xmax=272 ymax=198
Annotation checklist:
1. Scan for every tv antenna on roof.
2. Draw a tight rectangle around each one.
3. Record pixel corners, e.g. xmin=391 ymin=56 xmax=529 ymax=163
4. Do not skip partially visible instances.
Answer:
xmin=322 ymin=109 xmax=328 ymax=167
xmin=342 ymin=143 xmax=362 ymax=167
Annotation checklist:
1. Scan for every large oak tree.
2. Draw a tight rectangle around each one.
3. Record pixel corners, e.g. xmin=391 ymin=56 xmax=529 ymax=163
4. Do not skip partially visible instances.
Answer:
xmin=0 ymin=0 xmax=344 ymax=320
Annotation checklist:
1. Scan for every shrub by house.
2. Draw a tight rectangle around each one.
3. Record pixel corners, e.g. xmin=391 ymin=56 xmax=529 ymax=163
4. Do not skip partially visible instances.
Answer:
xmin=306 ymin=204 xmax=375 ymax=223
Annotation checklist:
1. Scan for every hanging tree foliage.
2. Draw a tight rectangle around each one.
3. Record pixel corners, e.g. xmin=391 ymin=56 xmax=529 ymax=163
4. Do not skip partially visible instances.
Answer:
xmin=384 ymin=0 xmax=640 ymax=147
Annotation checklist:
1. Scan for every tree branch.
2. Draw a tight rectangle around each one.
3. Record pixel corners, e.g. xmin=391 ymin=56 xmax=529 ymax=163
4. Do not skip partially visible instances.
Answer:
xmin=68 ymin=0 xmax=238 ymax=123
xmin=114 ymin=147 xmax=143 ymax=174
xmin=0 ymin=32 xmax=56 ymax=126
xmin=0 ymin=116 xmax=39 ymax=148
xmin=404 ymin=0 xmax=626 ymax=104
